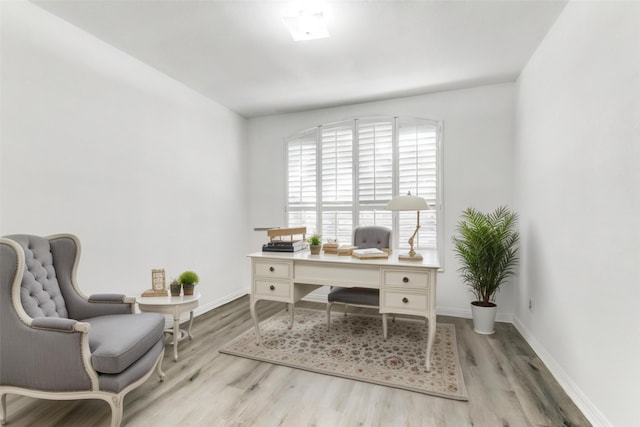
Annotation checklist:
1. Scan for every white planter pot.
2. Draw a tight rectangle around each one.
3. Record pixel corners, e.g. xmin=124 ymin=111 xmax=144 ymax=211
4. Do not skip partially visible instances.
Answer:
xmin=471 ymin=302 xmax=497 ymax=334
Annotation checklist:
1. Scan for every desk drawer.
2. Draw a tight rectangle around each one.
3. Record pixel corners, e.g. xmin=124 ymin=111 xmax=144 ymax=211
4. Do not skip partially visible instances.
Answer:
xmin=383 ymin=269 xmax=430 ymax=290
xmin=254 ymin=260 xmax=292 ymax=279
xmin=295 ymin=262 xmax=380 ymax=288
xmin=254 ymin=280 xmax=291 ymax=299
xmin=381 ymin=290 xmax=429 ymax=312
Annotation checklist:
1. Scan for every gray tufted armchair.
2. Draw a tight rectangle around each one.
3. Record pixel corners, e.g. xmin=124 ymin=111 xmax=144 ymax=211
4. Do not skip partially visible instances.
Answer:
xmin=326 ymin=226 xmax=391 ymax=335
xmin=0 ymin=234 xmax=166 ymax=427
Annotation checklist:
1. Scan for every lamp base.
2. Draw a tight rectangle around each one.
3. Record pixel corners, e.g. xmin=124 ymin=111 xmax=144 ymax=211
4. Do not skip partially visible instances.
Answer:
xmin=398 ymin=253 xmax=423 ymax=261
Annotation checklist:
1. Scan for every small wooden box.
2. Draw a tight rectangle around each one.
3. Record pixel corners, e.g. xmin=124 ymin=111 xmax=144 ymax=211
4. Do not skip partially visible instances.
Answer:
xmin=267 ymin=227 xmax=307 ymax=243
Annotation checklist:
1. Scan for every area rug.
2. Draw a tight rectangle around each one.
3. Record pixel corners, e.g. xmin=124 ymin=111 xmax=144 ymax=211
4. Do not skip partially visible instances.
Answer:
xmin=219 ymin=308 xmax=468 ymax=401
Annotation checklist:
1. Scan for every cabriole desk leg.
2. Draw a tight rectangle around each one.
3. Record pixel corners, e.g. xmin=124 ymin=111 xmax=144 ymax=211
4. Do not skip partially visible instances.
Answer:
xmin=425 ymin=314 xmax=436 ymax=371
xmin=250 ymin=296 xmax=262 ymax=345
xmin=382 ymin=313 xmax=388 ymax=340
xmin=288 ymin=303 xmax=294 ymax=329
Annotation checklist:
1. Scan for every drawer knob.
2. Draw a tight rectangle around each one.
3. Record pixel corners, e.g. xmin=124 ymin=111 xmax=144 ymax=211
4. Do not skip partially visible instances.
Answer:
xmin=269 ymin=266 xmax=275 ymax=272
xmin=402 ymin=297 xmax=409 ymax=304
xmin=269 ymin=285 xmax=275 ymax=291
xmin=402 ymin=277 xmax=409 ymax=283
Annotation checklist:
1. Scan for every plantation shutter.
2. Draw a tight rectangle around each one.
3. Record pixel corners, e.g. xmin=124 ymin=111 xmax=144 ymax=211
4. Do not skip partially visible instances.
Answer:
xmin=397 ymin=118 xmax=438 ymax=249
xmin=286 ymin=116 xmax=440 ymax=252
xmin=357 ymin=119 xmax=393 ymax=229
xmin=287 ymin=129 xmax=318 ymax=234
xmin=320 ymin=122 xmax=354 ymax=244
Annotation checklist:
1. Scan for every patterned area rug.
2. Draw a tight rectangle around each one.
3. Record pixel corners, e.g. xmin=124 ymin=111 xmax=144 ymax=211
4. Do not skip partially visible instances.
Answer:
xmin=220 ymin=308 xmax=468 ymax=400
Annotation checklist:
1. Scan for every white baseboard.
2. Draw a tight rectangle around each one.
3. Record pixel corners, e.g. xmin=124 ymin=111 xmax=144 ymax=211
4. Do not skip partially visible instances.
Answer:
xmin=435 ymin=306 xmax=513 ymax=323
xmin=512 ymin=316 xmax=611 ymax=427
xmin=194 ymin=289 xmax=249 ymax=316
xmin=301 ymin=294 xmax=327 ymax=304
xmin=436 ymin=306 xmax=471 ymax=319
xmin=174 ymin=289 xmax=249 ymax=324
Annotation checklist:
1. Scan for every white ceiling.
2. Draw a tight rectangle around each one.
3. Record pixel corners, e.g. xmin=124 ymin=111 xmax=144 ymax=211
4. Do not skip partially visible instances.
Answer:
xmin=32 ymin=0 xmax=568 ymax=118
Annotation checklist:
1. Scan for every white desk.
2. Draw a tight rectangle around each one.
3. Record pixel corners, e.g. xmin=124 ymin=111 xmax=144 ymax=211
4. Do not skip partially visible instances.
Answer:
xmin=248 ymin=251 xmax=439 ymax=371
xmin=136 ymin=293 xmax=200 ymax=362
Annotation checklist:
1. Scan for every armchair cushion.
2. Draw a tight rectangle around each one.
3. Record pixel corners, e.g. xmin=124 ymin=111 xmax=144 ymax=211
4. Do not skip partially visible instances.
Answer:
xmin=84 ymin=313 xmax=165 ymax=374
xmin=98 ymin=339 xmax=164 ymax=393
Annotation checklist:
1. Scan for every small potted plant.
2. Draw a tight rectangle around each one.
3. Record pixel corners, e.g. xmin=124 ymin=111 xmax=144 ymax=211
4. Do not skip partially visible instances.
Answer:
xmin=169 ymin=278 xmax=182 ymax=297
xmin=452 ymin=206 xmax=519 ymax=334
xmin=308 ymin=235 xmax=322 ymax=255
xmin=179 ymin=271 xmax=199 ymax=296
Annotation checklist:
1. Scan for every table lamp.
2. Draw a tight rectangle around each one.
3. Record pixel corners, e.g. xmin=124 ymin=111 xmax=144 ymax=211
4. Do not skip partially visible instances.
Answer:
xmin=386 ymin=191 xmax=430 ymax=261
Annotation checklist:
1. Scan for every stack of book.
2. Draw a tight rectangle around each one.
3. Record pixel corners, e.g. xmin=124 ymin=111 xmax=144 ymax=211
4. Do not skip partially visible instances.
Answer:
xmin=322 ymin=243 xmax=339 ymax=254
xmin=262 ymin=240 xmax=307 ymax=252
xmin=322 ymin=243 xmax=359 ymax=255
xmin=141 ymin=288 xmax=169 ymax=297
xmin=337 ymin=245 xmax=359 ymax=256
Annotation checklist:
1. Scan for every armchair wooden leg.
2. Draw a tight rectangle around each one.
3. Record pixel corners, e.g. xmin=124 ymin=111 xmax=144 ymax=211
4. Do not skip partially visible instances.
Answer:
xmin=326 ymin=302 xmax=333 ymax=331
xmin=156 ymin=350 xmax=165 ymax=382
xmin=107 ymin=395 xmax=123 ymax=427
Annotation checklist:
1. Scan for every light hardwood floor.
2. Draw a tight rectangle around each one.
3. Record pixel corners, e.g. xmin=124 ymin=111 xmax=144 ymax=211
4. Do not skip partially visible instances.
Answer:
xmin=3 ymin=296 xmax=591 ymax=427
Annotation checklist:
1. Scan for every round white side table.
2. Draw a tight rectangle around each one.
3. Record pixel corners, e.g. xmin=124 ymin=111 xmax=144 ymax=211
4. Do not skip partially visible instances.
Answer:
xmin=136 ymin=292 xmax=200 ymax=362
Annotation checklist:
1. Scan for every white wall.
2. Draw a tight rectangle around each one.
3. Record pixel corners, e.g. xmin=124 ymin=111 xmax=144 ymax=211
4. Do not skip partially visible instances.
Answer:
xmin=0 ymin=1 xmax=249 ymax=313
xmin=247 ymin=83 xmax=516 ymax=319
xmin=515 ymin=1 xmax=640 ymax=426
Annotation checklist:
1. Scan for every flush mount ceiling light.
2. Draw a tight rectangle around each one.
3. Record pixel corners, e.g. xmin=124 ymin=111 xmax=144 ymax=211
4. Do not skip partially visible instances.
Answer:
xmin=282 ymin=1 xmax=330 ymax=41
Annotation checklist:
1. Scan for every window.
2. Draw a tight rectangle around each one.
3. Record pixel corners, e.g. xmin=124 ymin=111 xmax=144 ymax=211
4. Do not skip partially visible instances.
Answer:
xmin=286 ymin=117 xmax=441 ymax=251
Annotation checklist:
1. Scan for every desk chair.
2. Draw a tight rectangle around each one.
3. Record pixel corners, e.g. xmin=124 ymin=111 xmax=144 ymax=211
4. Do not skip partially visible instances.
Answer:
xmin=326 ymin=226 xmax=391 ymax=337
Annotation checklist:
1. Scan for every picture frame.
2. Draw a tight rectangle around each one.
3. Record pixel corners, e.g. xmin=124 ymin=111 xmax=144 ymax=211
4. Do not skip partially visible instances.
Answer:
xmin=151 ymin=269 xmax=166 ymax=291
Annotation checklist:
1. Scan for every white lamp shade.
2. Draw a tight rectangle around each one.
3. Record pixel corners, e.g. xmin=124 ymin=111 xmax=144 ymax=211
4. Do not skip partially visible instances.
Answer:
xmin=385 ymin=192 xmax=430 ymax=211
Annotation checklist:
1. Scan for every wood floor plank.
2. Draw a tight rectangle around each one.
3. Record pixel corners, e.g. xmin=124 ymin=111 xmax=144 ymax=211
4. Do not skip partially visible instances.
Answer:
xmin=1 ymin=296 xmax=591 ymax=427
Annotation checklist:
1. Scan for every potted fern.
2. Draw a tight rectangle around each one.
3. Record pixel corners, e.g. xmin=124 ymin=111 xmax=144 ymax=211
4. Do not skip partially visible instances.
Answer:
xmin=452 ymin=206 xmax=519 ymax=334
